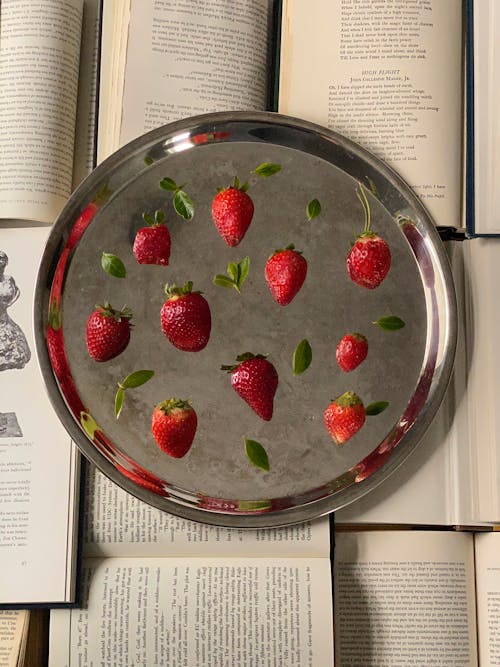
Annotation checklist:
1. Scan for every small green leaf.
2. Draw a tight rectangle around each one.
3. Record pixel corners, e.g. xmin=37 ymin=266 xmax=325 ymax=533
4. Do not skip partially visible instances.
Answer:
xmin=144 ymin=156 xmax=154 ymax=166
xmin=252 ymin=162 xmax=281 ymax=177
xmin=366 ymin=401 xmax=389 ymax=416
xmin=293 ymin=339 xmax=312 ymax=375
xmin=245 ymin=438 xmax=270 ymax=471
xmin=154 ymin=209 xmax=165 ymax=224
xmin=307 ymin=198 xmax=321 ymax=221
xmin=227 ymin=262 xmax=239 ymax=282
xmin=121 ymin=369 xmax=155 ymax=389
xmin=213 ymin=275 xmax=237 ymax=289
xmin=115 ymin=387 xmax=125 ymax=419
xmin=239 ymin=256 xmax=250 ymax=284
xmin=159 ymin=177 xmax=178 ymax=191
xmin=373 ymin=316 xmax=406 ymax=331
xmin=173 ymin=190 xmax=194 ymax=220
xmin=80 ymin=412 xmax=100 ymax=439
xmin=101 ymin=252 xmax=126 ymax=278
xmin=238 ymin=500 xmax=272 ymax=511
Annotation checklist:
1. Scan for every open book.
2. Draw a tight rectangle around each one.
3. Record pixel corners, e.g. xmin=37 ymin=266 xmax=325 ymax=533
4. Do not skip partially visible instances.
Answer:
xmin=48 ymin=466 xmax=334 ymax=665
xmin=334 ymin=529 xmax=500 ymax=666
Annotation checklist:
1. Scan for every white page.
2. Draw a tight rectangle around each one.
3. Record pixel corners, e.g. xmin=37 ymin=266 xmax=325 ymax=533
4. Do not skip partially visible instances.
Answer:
xmin=279 ymin=0 xmax=463 ymax=229
xmin=0 ymin=0 xmax=83 ymax=224
xmin=0 ymin=226 xmax=79 ymax=605
xmin=50 ymin=556 xmax=333 ymax=666
xmin=475 ymin=532 xmax=500 ymax=666
xmin=83 ymin=465 xmax=331 ymax=558
xmin=334 ymin=530 xmax=478 ymax=666
xmin=98 ymin=0 xmax=272 ymax=160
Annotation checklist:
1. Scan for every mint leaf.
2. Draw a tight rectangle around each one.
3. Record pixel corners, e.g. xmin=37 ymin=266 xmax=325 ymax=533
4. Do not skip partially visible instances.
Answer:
xmin=213 ymin=275 xmax=236 ymax=289
xmin=174 ymin=190 xmax=194 ymax=220
xmin=121 ymin=369 xmax=155 ymax=389
xmin=252 ymin=162 xmax=281 ymax=177
xmin=245 ymin=438 xmax=270 ymax=471
xmin=238 ymin=256 xmax=250 ymax=284
xmin=159 ymin=177 xmax=178 ymax=191
xmin=115 ymin=387 xmax=125 ymax=419
xmin=80 ymin=412 xmax=100 ymax=439
xmin=213 ymin=257 xmax=250 ymax=293
xmin=101 ymin=252 xmax=126 ymax=278
xmin=366 ymin=401 xmax=389 ymax=416
xmin=293 ymin=339 xmax=312 ymax=375
xmin=373 ymin=316 xmax=405 ymax=331
xmin=307 ymin=198 xmax=321 ymax=221
xmin=227 ymin=262 xmax=239 ymax=282
xmin=144 ymin=156 xmax=154 ymax=165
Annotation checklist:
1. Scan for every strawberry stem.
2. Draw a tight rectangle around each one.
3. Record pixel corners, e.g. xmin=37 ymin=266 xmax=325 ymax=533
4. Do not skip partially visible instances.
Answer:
xmin=356 ymin=184 xmax=372 ymax=235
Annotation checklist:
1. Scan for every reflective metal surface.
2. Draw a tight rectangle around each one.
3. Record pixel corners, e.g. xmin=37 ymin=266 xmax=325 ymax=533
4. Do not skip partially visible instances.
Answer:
xmin=34 ymin=111 xmax=457 ymax=527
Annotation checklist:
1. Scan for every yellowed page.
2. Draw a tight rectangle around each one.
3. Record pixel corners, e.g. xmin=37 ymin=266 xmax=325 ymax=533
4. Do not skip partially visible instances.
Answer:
xmin=334 ymin=530 xmax=478 ymax=665
xmin=475 ymin=532 xmax=500 ymax=665
xmin=0 ymin=0 xmax=83 ymax=223
xmin=50 ymin=556 xmax=333 ymax=666
xmin=0 ymin=611 xmax=28 ymax=667
xmin=279 ymin=0 xmax=462 ymax=229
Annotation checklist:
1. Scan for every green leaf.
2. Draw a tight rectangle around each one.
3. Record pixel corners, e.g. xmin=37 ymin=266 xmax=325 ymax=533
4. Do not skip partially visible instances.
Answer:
xmin=238 ymin=500 xmax=272 ymax=511
xmin=101 ymin=252 xmax=126 ymax=278
xmin=244 ymin=438 xmax=270 ymax=471
xmin=115 ymin=387 xmax=125 ymax=419
xmin=121 ymin=369 xmax=155 ymax=389
xmin=173 ymin=190 xmax=194 ymax=220
xmin=159 ymin=177 xmax=178 ymax=191
xmin=227 ymin=262 xmax=239 ymax=282
xmin=239 ymin=256 xmax=250 ymax=284
xmin=80 ymin=412 xmax=100 ymax=439
xmin=307 ymin=198 xmax=321 ymax=221
xmin=366 ymin=401 xmax=389 ymax=416
xmin=154 ymin=209 xmax=165 ymax=224
xmin=292 ymin=339 xmax=312 ymax=375
xmin=252 ymin=162 xmax=281 ymax=177
xmin=373 ymin=316 xmax=406 ymax=331
xmin=213 ymin=275 xmax=237 ymax=289
xmin=144 ymin=156 xmax=154 ymax=165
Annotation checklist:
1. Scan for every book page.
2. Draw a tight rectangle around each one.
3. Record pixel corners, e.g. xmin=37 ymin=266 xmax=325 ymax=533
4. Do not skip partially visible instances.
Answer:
xmin=0 ymin=0 xmax=83 ymax=224
xmin=472 ymin=1 xmax=500 ymax=235
xmin=0 ymin=610 xmax=28 ymax=667
xmin=71 ymin=0 xmax=102 ymax=188
xmin=83 ymin=465 xmax=331 ymax=558
xmin=49 ymin=556 xmax=333 ymax=666
xmin=0 ymin=226 xmax=80 ymax=605
xmin=98 ymin=0 xmax=272 ymax=161
xmin=334 ymin=530 xmax=478 ymax=665
xmin=475 ymin=532 xmax=500 ymax=665
xmin=279 ymin=0 xmax=463 ymax=229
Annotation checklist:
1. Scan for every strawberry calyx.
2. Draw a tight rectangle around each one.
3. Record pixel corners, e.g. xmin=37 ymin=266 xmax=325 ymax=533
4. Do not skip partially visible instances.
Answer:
xmin=95 ymin=303 xmax=133 ymax=322
xmin=217 ymin=176 xmax=249 ymax=194
xmin=221 ymin=352 xmax=267 ymax=373
xmin=142 ymin=209 xmax=166 ymax=227
xmin=164 ymin=281 xmax=202 ymax=299
xmin=333 ymin=391 xmax=364 ymax=408
xmin=271 ymin=243 xmax=303 ymax=257
xmin=155 ymin=397 xmax=193 ymax=415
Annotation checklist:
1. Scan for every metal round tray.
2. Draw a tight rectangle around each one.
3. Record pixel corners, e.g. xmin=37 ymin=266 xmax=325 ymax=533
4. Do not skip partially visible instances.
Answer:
xmin=34 ymin=111 xmax=457 ymax=527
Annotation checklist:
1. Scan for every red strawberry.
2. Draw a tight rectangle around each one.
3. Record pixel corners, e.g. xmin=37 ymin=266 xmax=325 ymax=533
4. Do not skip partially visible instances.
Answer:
xmin=264 ymin=244 xmax=307 ymax=306
xmin=160 ymin=282 xmax=211 ymax=352
xmin=346 ymin=184 xmax=391 ymax=288
xmin=86 ymin=303 xmax=132 ymax=362
xmin=336 ymin=333 xmax=368 ymax=372
xmin=133 ymin=209 xmax=171 ymax=265
xmin=211 ymin=177 xmax=254 ymax=247
xmin=151 ymin=398 xmax=197 ymax=458
xmin=65 ymin=186 xmax=110 ymax=250
xmin=324 ymin=391 xmax=366 ymax=444
xmin=222 ymin=353 xmax=278 ymax=421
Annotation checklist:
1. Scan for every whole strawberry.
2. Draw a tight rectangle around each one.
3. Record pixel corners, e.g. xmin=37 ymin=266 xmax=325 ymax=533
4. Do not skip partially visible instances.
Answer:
xmin=160 ymin=282 xmax=211 ymax=352
xmin=346 ymin=184 xmax=391 ymax=289
xmin=212 ymin=177 xmax=254 ymax=247
xmin=336 ymin=333 xmax=368 ymax=372
xmin=222 ymin=353 xmax=278 ymax=421
xmin=324 ymin=391 xmax=366 ymax=444
xmin=86 ymin=303 xmax=132 ymax=362
xmin=151 ymin=398 xmax=197 ymax=458
xmin=133 ymin=209 xmax=171 ymax=265
xmin=264 ymin=244 xmax=307 ymax=306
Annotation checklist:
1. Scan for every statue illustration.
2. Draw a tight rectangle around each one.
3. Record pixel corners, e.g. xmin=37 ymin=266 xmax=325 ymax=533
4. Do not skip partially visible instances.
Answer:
xmin=0 ymin=250 xmax=31 ymax=371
